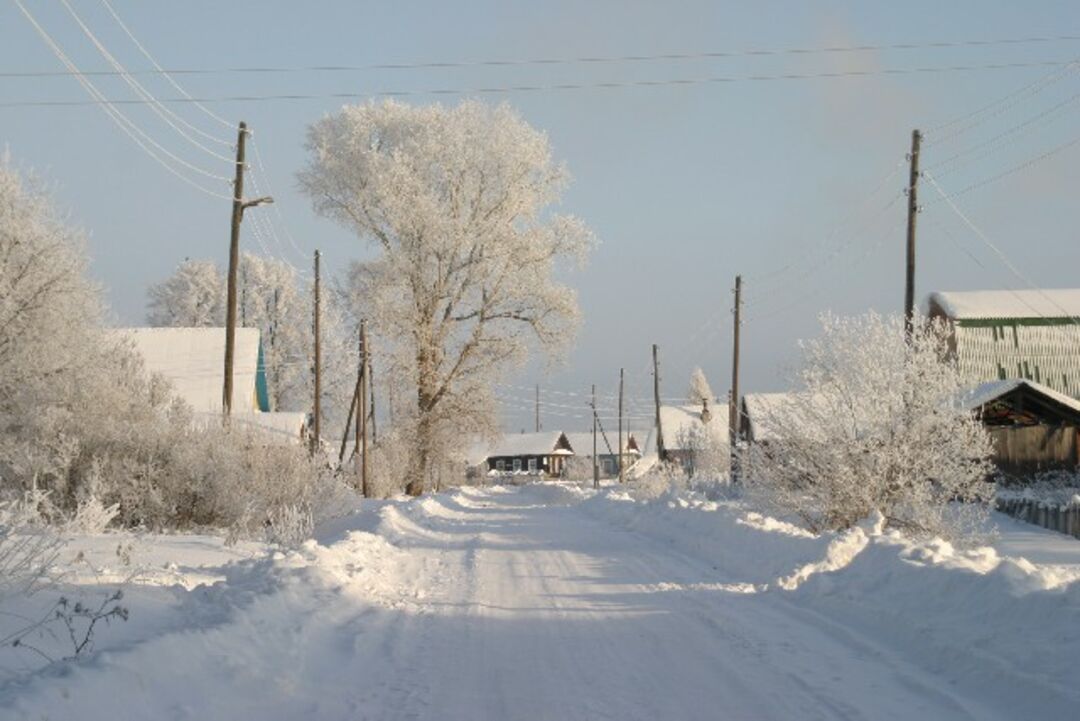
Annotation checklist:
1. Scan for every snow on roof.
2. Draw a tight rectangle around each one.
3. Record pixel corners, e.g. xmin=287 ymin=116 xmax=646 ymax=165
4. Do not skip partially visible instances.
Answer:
xmin=193 ymin=411 xmax=308 ymax=446
xmin=960 ymin=378 xmax=1080 ymax=415
xmin=487 ymin=432 xmax=568 ymax=458
xmin=927 ymin=289 xmax=1080 ymax=320
xmin=742 ymin=392 xmax=827 ymax=443
xmin=563 ymin=432 xmax=641 ymax=457
xmin=641 ymin=404 xmax=728 ymax=455
xmin=113 ymin=327 xmax=263 ymax=413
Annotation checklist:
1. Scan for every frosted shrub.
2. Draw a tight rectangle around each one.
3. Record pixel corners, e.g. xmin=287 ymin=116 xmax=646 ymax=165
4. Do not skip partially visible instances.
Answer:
xmin=0 ymin=492 xmax=64 ymax=602
xmin=627 ymin=465 xmax=689 ymax=502
xmin=745 ymin=313 xmax=995 ymax=541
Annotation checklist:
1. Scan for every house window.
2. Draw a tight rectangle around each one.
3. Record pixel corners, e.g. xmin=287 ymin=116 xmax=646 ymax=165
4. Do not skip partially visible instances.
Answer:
xmin=528 ymin=458 xmax=538 ymax=473
xmin=513 ymin=458 xmax=522 ymax=472
xmin=496 ymin=460 xmax=505 ymax=471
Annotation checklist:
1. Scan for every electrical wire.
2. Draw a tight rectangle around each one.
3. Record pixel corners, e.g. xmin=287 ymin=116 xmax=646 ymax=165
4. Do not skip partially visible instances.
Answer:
xmin=97 ymin=0 xmax=234 ymax=131
xmin=924 ymin=172 xmax=1080 ymax=328
xmin=2 ymin=60 xmax=1074 ymax=109
xmin=12 ymin=0 xmax=234 ymax=200
xmin=923 ymin=129 xmax=1080 ymax=202
xmin=925 ymin=88 xmax=1080 ymax=177
xmin=58 ymin=0 xmax=236 ymax=159
xmin=7 ymin=33 xmax=1080 ymax=78
xmin=924 ymin=58 xmax=1080 ymax=144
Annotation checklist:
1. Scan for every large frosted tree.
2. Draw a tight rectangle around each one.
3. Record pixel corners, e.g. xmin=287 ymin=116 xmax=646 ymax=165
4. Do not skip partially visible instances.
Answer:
xmin=300 ymin=100 xmax=592 ymax=494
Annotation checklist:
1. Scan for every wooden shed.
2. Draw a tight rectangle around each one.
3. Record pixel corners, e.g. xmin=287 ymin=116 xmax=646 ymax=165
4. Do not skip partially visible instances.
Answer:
xmin=963 ymin=378 xmax=1080 ymax=478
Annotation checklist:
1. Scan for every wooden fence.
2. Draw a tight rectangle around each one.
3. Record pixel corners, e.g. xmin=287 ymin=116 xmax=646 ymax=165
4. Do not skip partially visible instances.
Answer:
xmin=996 ymin=498 xmax=1080 ymax=539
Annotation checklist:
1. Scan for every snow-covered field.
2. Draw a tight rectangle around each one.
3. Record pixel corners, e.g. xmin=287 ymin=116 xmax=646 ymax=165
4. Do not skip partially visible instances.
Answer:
xmin=1 ymin=483 xmax=1077 ymax=720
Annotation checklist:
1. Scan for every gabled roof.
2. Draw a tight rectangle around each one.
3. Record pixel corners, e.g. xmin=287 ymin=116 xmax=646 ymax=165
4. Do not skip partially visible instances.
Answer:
xmin=487 ymin=431 xmax=570 ymax=458
xmin=113 ymin=327 xmax=265 ymax=413
xmin=927 ymin=289 xmax=1080 ymax=321
xmin=642 ymin=404 xmax=728 ymax=455
xmin=563 ymin=432 xmax=642 ymax=457
xmin=961 ymin=378 xmax=1080 ymax=423
xmin=741 ymin=392 xmax=829 ymax=443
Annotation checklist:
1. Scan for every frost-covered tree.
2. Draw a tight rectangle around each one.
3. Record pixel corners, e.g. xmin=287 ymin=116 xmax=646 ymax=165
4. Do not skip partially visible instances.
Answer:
xmin=300 ymin=100 xmax=593 ymax=494
xmin=687 ymin=366 xmax=715 ymax=423
xmin=745 ymin=312 xmax=994 ymax=540
xmin=0 ymin=161 xmax=104 ymax=420
xmin=146 ymin=259 xmax=223 ymax=327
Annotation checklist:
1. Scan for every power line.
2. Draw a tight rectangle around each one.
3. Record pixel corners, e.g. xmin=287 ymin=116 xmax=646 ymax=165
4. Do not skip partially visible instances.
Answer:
xmin=7 ymin=33 xmax=1080 ymax=78
xmin=97 ymin=0 xmax=234 ymax=131
xmin=924 ymin=128 xmax=1080 ymax=201
xmin=57 ymin=0 xmax=236 ymax=163
xmin=925 ymin=88 xmax=1080 ymax=177
xmin=2 ymin=59 xmax=1075 ymax=109
xmin=11 ymin=0 xmax=233 ymax=200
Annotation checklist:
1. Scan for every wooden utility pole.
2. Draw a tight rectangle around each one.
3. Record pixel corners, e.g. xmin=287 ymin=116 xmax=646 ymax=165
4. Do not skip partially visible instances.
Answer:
xmin=311 ymin=250 xmax=321 ymax=456
xmin=905 ymin=129 xmax=922 ymax=339
xmin=618 ymin=367 xmax=625 ymax=484
xmin=653 ymin=344 xmax=666 ymax=462
xmin=535 ymin=384 xmax=540 ymax=432
xmin=359 ymin=319 xmax=370 ymax=497
xmin=368 ymin=358 xmax=377 ymax=445
xmin=592 ymin=384 xmax=599 ymax=489
xmin=729 ymin=275 xmax=743 ymax=479
xmin=222 ymin=120 xmax=272 ymax=418
xmin=338 ymin=326 xmax=363 ymax=464
xmin=222 ymin=121 xmax=247 ymax=418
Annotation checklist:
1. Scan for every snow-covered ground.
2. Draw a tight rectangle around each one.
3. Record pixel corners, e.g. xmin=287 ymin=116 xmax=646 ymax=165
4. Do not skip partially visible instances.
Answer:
xmin=1 ymin=483 xmax=1077 ymax=720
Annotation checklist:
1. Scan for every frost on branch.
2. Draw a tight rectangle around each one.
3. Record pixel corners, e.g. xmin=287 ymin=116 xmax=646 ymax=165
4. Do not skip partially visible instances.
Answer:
xmin=300 ymin=100 xmax=594 ymax=494
xmin=744 ymin=313 xmax=995 ymax=541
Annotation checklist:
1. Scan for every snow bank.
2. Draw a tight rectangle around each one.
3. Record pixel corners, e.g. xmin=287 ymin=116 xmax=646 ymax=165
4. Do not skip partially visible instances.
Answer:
xmin=580 ymin=486 xmax=1080 ymax=709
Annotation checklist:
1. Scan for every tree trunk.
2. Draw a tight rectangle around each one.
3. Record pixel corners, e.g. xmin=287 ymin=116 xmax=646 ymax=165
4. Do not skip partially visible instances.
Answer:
xmin=406 ymin=380 xmax=436 ymax=496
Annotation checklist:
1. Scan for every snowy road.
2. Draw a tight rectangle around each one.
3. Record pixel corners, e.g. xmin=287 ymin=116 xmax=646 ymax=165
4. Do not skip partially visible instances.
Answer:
xmin=5 ymin=484 xmax=1071 ymax=720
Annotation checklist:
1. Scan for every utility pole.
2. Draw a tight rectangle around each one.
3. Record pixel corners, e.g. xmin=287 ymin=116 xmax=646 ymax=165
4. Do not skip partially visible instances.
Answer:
xmin=368 ymin=358 xmax=377 ymax=445
xmin=729 ymin=275 xmax=742 ymax=452
xmin=311 ymin=250 xmax=321 ymax=456
xmin=653 ymin=344 xmax=666 ymax=462
xmin=222 ymin=120 xmax=272 ymax=418
xmin=535 ymin=384 xmax=540 ymax=433
xmin=905 ymin=129 xmax=922 ymax=339
xmin=359 ymin=319 xmax=370 ymax=497
xmin=592 ymin=384 xmax=599 ymax=489
xmin=222 ymin=121 xmax=247 ymax=418
xmin=338 ymin=326 xmax=363 ymax=464
xmin=618 ymin=367 xmax=625 ymax=484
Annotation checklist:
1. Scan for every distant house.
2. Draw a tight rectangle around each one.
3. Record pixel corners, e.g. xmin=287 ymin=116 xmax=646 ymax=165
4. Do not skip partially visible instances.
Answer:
xmin=114 ymin=327 xmax=309 ymax=446
xmin=963 ymin=378 xmax=1080 ymax=477
xmin=643 ymin=403 xmax=729 ymax=475
xmin=927 ymin=289 xmax=1080 ymax=399
xmin=485 ymin=432 xmax=573 ymax=477
xmin=563 ymin=432 xmax=643 ymax=478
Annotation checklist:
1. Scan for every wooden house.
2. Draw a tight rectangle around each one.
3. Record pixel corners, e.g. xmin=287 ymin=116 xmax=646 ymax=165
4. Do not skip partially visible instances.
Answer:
xmin=485 ymin=432 xmax=573 ymax=477
xmin=963 ymin=378 xmax=1080 ymax=477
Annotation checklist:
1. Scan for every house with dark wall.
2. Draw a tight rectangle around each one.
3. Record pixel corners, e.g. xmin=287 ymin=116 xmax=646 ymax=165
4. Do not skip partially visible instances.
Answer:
xmin=485 ymin=432 xmax=573 ymax=477
xmin=964 ymin=378 xmax=1080 ymax=478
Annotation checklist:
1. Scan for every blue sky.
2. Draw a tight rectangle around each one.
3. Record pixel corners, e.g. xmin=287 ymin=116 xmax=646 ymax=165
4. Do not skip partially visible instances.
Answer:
xmin=2 ymin=1 xmax=1079 ymax=432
